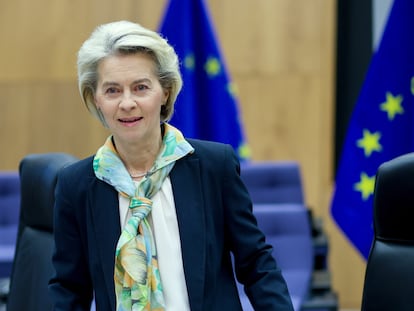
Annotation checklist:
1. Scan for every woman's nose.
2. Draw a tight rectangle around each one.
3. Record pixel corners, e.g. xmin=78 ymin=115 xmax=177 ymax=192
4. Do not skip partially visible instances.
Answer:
xmin=119 ymin=92 xmax=137 ymax=110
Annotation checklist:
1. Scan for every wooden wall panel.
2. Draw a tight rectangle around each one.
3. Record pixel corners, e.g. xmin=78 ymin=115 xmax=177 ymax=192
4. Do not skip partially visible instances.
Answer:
xmin=0 ymin=0 xmax=166 ymax=81
xmin=0 ymin=0 xmax=365 ymax=308
xmin=0 ymin=82 xmax=107 ymax=169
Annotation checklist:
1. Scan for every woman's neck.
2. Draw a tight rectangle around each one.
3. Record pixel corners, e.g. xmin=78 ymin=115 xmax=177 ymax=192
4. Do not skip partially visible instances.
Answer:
xmin=113 ymin=133 xmax=163 ymax=178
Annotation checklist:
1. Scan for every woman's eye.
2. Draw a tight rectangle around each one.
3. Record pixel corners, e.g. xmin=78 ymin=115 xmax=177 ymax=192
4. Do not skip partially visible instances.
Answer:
xmin=106 ymin=87 xmax=119 ymax=94
xmin=135 ymin=84 xmax=149 ymax=91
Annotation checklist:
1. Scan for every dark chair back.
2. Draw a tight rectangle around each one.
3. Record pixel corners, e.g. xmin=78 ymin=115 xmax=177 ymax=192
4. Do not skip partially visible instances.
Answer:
xmin=7 ymin=153 xmax=78 ymax=311
xmin=361 ymin=152 xmax=414 ymax=311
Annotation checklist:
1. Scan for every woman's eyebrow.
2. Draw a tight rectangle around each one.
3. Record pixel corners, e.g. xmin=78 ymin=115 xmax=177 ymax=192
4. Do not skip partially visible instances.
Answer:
xmin=132 ymin=78 xmax=152 ymax=85
xmin=101 ymin=81 xmax=119 ymax=88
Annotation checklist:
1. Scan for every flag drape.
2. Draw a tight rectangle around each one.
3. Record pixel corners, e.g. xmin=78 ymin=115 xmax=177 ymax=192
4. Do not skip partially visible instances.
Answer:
xmin=331 ymin=0 xmax=414 ymax=259
xmin=159 ymin=0 xmax=250 ymax=160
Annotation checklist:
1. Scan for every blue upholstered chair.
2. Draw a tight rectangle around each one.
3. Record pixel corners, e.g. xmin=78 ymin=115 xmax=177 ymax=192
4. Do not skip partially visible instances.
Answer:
xmin=255 ymin=204 xmax=314 ymax=310
xmin=240 ymin=161 xmax=304 ymax=204
xmin=239 ymin=161 xmax=337 ymax=311
xmin=0 ymin=172 xmax=20 ymax=280
xmin=361 ymin=153 xmax=414 ymax=311
xmin=237 ymin=203 xmax=314 ymax=311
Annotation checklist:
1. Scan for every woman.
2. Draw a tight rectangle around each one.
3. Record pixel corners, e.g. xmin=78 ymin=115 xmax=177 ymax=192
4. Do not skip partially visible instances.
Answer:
xmin=49 ymin=20 xmax=294 ymax=311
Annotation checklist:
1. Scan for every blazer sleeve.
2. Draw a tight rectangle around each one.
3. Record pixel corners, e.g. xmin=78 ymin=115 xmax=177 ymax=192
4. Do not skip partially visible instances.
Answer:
xmin=48 ymin=166 xmax=94 ymax=311
xmin=221 ymin=145 xmax=294 ymax=311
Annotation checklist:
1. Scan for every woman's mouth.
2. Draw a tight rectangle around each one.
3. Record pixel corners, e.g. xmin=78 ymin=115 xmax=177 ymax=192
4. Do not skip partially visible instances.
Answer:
xmin=119 ymin=117 xmax=142 ymax=123
xmin=118 ymin=117 xmax=143 ymax=126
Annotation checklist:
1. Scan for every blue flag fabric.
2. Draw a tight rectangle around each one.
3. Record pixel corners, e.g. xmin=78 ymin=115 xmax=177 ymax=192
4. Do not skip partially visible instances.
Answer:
xmin=331 ymin=0 xmax=414 ymax=259
xmin=159 ymin=0 xmax=250 ymax=160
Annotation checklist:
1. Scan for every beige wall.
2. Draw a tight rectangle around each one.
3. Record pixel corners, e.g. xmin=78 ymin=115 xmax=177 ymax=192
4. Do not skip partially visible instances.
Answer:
xmin=0 ymin=0 xmax=366 ymax=308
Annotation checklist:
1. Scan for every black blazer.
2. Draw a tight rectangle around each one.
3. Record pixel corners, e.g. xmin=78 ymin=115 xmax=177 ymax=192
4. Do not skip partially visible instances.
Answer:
xmin=49 ymin=139 xmax=293 ymax=311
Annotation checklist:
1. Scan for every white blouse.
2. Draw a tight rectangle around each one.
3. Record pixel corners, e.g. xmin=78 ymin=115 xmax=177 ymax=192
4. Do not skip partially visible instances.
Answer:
xmin=119 ymin=177 xmax=190 ymax=311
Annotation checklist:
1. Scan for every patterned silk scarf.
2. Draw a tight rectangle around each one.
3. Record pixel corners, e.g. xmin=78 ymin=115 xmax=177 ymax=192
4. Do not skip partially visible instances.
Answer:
xmin=93 ymin=123 xmax=194 ymax=311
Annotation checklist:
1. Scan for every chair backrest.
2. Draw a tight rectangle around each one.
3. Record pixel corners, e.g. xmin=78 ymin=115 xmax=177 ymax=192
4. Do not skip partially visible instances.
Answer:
xmin=240 ymin=161 xmax=304 ymax=204
xmin=7 ymin=153 xmax=78 ymax=311
xmin=238 ymin=203 xmax=314 ymax=311
xmin=361 ymin=152 xmax=414 ymax=311
xmin=0 ymin=171 xmax=20 ymax=278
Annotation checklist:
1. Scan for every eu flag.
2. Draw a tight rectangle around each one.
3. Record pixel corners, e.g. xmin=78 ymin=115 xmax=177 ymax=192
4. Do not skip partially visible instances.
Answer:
xmin=159 ymin=0 xmax=250 ymax=160
xmin=331 ymin=0 xmax=414 ymax=259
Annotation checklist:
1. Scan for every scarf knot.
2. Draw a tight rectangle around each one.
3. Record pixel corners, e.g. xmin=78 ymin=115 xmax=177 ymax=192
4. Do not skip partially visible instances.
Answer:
xmin=130 ymin=197 xmax=152 ymax=219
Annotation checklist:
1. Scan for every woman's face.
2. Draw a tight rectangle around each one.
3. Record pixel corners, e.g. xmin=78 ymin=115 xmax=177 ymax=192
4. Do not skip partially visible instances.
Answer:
xmin=94 ymin=52 xmax=169 ymax=146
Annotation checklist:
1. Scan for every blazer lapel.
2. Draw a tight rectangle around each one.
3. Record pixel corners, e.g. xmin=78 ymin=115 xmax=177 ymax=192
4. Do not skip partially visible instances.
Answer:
xmin=170 ymin=156 xmax=206 ymax=311
xmin=88 ymin=178 xmax=120 ymax=310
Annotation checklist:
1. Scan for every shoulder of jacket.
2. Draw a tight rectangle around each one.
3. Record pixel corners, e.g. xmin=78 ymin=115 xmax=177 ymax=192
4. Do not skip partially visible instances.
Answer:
xmin=60 ymin=155 xmax=94 ymax=179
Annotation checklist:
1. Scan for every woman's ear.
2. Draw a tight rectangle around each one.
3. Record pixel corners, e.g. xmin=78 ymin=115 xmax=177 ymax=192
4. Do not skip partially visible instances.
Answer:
xmin=163 ymin=89 xmax=170 ymax=103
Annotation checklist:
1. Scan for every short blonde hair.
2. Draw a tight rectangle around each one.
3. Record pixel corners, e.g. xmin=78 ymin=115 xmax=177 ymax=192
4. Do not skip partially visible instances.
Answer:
xmin=77 ymin=20 xmax=182 ymax=123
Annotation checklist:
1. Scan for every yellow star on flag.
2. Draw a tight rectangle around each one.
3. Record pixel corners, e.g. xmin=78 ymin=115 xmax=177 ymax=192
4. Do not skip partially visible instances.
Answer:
xmin=184 ymin=53 xmax=195 ymax=71
xmin=380 ymin=92 xmax=404 ymax=120
xmin=356 ymin=129 xmax=382 ymax=157
xmin=354 ymin=172 xmax=376 ymax=201
xmin=227 ymin=82 xmax=239 ymax=98
xmin=204 ymin=57 xmax=221 ymax=77
xmin=411 ymin=77 xmax=414 ymax=95
xmin=238 ymin=143 xmax=252 ymax=160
